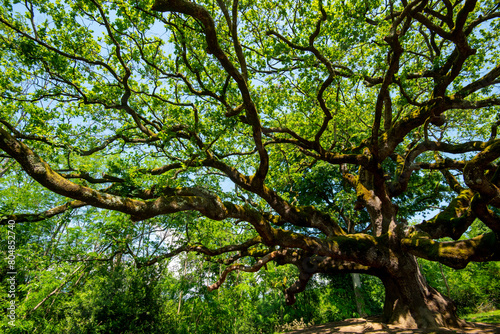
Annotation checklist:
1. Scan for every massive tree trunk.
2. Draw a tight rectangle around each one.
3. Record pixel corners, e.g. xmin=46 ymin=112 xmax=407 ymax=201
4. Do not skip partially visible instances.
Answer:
xmin=347 ymin=169 xmax=467 ymax=328
xmin=378 ymin=253 xmax=466 ymax=329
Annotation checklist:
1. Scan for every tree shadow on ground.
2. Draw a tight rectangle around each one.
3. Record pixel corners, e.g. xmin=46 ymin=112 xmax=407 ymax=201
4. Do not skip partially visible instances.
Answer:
xmin=284 ymin=317 xmax=500 ymax=333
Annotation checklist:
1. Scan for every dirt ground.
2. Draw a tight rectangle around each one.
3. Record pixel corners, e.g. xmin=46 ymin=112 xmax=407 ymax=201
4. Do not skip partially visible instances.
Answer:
xmin=284 ymin=317 xmax=500 ymax=334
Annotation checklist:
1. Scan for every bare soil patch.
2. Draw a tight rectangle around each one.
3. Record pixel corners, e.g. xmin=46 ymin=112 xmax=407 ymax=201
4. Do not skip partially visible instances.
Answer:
xmin=284 ymin=317 xmax=500 ymax=333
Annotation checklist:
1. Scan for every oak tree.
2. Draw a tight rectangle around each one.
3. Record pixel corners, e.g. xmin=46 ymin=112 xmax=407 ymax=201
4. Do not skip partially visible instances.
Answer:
xmin=1 ymin=0 xmax=500 ymax=329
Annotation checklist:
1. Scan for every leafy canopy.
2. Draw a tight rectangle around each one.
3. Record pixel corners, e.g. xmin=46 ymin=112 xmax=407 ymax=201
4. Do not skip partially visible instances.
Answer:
xmin=1 ymin=0 xmax=500 ymax=314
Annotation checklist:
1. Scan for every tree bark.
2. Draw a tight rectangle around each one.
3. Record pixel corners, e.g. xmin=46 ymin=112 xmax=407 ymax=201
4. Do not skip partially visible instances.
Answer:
xmin=351 ymin=273 xmax=367 ymax=318
xmin=379 ymin=253 xmax=466 ymax=329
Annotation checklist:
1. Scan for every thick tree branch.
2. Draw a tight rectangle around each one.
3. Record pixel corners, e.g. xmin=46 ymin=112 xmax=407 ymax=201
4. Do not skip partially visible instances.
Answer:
xmin=456 ymin=64 xmax=500 ymax=98
xmin=415 ymin=190 xmax=475 ymax=240
xmin=402 ymin=232 xmax=500 ymax=269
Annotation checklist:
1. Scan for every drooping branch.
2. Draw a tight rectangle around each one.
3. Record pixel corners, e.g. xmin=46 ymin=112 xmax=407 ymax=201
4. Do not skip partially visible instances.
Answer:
xmin=0 ymin=125 xmax=260 ymax=228
xmin=402 ymin=232 xmax=500 ymax=269
xmin=284 ymin=271 xmax=312 ymax=305
xmin=0 ymin=200 xmax=86 ymax=225
xmin=1 ymin=121 xmax=347 ymax=240
xmin=207 ymin=249 xmax=287 ymax=291
xmin=137 ymin=235 xmax=263 ymax=268
xmin=276 ymin=249 xmax=376 ymax=275
xmin=275 ymin=249 xmax=379 ymax=305
xmin=208 ymin=246 xmax=378 ymax=300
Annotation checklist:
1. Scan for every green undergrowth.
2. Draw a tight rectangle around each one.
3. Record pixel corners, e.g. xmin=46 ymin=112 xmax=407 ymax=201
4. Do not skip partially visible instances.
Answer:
xmin=464 ymin=310 xmax=500 ymax=324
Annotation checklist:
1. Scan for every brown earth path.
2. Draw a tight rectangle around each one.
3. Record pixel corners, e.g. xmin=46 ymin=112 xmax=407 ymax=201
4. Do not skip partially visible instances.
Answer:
xmin=284 ymin=317 xmax=500 ymax=334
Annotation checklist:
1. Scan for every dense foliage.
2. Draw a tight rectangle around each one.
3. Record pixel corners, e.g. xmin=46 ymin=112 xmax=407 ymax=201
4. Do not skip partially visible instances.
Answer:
xmin=1 ymin=0 xmax=500 ymax=330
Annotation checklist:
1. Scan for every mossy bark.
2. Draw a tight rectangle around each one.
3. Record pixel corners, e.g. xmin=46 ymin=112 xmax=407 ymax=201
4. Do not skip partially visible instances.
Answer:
xmin=379 ymin=253 xmax=466 ymax=329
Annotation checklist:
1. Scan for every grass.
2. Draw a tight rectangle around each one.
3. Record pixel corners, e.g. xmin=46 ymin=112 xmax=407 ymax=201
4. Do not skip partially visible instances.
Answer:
xmin=463 ymin=310 xmax=500 ymax=323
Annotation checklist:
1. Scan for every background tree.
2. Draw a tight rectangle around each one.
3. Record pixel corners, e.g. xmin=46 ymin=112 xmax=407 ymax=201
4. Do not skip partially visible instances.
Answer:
xmin=1 ymin=0 xmax=500 ymax=329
